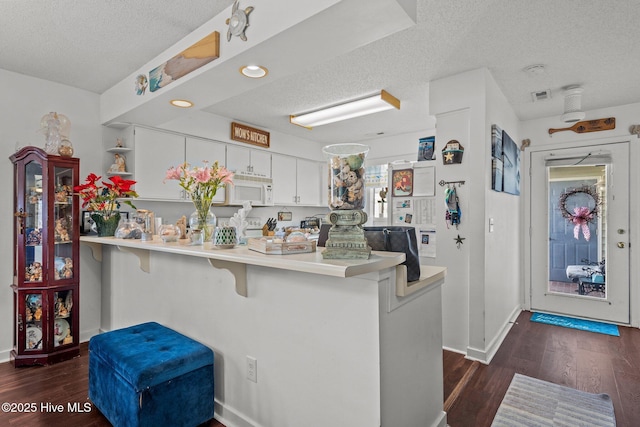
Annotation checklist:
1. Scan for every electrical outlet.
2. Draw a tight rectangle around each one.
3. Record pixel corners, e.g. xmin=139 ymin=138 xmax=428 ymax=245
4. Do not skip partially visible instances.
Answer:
xmin=246 ymin=356 xmax=257 ymax=383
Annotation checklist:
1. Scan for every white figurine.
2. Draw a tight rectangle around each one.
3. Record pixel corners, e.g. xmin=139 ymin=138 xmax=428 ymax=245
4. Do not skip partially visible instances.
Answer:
xmin=109 ymin=153 xmax=127 ymax=173
xmin=229 ymin=201 xmax=252 ymax=241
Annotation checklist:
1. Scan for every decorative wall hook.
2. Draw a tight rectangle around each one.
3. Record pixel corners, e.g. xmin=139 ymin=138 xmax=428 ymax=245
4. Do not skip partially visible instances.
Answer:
xmin=454 ymin=234 xmax=465 ymax=249
xmin=629 ymin=125 xmax=640 ymax=138
xmin=521 ymin=138 xmax=531 ymax=151
xmin=439 ymin=180 xmax=465 ymax=187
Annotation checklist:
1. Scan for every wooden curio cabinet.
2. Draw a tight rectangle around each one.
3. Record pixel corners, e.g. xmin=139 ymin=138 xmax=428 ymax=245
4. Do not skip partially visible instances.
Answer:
xmin=10 ymin=146 xmax=80 ymax=366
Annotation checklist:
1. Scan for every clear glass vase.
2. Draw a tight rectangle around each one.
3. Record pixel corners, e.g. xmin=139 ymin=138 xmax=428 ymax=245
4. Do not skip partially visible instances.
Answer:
xmin=322 ymin=143 xmax=369 ymax=210
xmin=189 ymin=204 xmax=216 ymax=243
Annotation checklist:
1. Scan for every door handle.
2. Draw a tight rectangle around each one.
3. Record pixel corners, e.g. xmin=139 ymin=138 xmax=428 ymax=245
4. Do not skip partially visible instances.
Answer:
xmin=617 ymin=242 xmax=625 ymax=248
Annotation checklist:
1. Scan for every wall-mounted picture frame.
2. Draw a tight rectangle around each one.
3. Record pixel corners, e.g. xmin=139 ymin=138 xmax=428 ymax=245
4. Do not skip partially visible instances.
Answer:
xmin=392 ymin=169 xmax=413 ymax=197
xmin=81 ymin=211 xmax=96 ymax=235
xmin=277 ymin=211 xmax=292 ymax=221
xmin=502 ymin=130 xmax=520 ymax=195
xmin=418 ymin=136 xmax=435 ymax=161
xmin=491 ymin=124 xmax=504 ymax=192
xmin=491 ymin=124 xmax=503 ymax=158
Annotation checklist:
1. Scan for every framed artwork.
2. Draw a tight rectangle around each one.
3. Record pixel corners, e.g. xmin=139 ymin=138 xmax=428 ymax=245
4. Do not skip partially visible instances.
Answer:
xmin=149 ymin=31 xmax=220 ymax=92
xmin=277 ymin=211 xmax=292 ymax=221
xmin=492 ymin=157 xmax=503 ymax=192
xmin=392 ymin=169 xmax=414 ymax=197
xmin=491 ymin=124 xmax=503 ymax=158
xmin=81 ymin=211 xmax=96 ymax=235
xmin=418 ymin=136 xmax=435 ymax=161
xmin=502 ymin=130 xmax=520 ymax=195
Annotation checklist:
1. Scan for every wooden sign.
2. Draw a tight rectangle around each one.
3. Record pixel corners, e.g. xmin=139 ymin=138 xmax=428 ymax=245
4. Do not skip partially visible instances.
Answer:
xmin=231 ymin=122 xmax=270 ymax=148
xmin=548 ymin=117 xmax=615 ymax=135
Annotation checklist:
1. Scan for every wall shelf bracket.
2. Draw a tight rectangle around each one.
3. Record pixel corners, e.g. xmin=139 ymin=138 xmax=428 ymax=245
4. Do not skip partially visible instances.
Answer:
xmin=84 ymin=241 xmax=103 ymax=262
xmin=116 ymin=246 xmax=150 ymax=273
xmin=207 ymin=259 xmax=247 ymax=297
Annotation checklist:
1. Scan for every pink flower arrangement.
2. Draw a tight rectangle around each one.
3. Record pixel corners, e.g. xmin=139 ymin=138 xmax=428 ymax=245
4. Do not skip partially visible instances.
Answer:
xmin=164 ymin=161 xmax=234 ymax=203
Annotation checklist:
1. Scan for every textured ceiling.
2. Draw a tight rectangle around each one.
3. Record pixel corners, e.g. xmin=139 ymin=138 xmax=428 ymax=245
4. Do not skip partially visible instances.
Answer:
xmin=2 ymin=0 xmax=640 ymax=144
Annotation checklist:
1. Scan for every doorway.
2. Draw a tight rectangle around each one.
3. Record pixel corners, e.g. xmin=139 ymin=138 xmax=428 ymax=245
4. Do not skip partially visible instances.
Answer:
xmin=529 ymin=142 xmax=630 ymax=324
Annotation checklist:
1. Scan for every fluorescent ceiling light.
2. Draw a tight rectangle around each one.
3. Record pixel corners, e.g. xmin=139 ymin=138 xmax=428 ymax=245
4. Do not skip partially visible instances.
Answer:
xmin=290 ymin=90 xmax=400 ymax=129
xmin=240 ymin=65 xmax=268 ymax=78
xmin=170 ymin=99 xmax=194 ymax=108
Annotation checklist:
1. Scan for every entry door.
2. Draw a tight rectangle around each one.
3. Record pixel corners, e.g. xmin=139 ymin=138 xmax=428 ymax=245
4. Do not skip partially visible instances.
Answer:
xmin=530 ymin=142 xmax=630 ymax=324
xmin=548 ymin=179 xmax=598 ymax=281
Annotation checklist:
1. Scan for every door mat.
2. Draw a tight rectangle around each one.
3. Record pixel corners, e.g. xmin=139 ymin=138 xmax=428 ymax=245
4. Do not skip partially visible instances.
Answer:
xmin=491 ymin=373 xmax=616 ymax=426
xmin=530 ymin=312 xmax=619 ymax=336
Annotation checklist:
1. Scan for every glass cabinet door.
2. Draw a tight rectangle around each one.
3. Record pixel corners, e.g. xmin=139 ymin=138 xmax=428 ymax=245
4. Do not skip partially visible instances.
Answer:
xmin=23 ymin=160 xmax=44 ymax=284
xmin=53 ymin=288 xmax=74 ymax=347
xmin=53 ymin=166 xmax=74 ymax=281
xmin=23 ymin=292 xmax=44 ymax=351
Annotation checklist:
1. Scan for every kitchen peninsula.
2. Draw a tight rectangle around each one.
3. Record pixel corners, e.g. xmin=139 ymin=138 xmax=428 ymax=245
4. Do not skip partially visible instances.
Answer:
xmin=81 ymin=236 xmax=447 ymax=427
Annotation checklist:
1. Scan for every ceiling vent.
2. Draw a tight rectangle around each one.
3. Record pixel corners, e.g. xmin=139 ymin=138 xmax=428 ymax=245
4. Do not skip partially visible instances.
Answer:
xmin=531 ymin=89 xmax=552 ymax=103
xmin=561 ymin=85 xmax=586 ymax=123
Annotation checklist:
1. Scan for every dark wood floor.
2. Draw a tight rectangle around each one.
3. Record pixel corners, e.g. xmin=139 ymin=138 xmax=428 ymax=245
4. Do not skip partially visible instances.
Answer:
xmin=444 ymin=310 xmax=640 ymax=427
xmin=0 ymin=342 xmax=225 ymax=427
xmin=2 ymin=310 xmax=639 ymax=426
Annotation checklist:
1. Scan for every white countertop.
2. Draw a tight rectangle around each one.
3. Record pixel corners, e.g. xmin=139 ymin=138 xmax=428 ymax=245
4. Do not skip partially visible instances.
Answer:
xmin=80 ymin=235 xmax=406 ymax=278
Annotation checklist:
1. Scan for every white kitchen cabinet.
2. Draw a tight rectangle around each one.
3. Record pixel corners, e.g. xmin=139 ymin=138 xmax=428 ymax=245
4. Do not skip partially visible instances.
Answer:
xmin=185 ymin=137 xmax=227 ymax=204
xmin=134 ymin=127 xmax=185 ymax=200
xmin=226 ymin=144 xmax=271 ymax=177
xmin=272 ymin=154 xmax=323 ymax=206
xmin=272 ymin=154 xmax=297 ymax=204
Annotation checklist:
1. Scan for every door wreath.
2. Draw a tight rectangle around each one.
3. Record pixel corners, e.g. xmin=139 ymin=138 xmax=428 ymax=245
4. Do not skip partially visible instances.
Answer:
xmin=558 ymin=186 xmax=600 ymax=241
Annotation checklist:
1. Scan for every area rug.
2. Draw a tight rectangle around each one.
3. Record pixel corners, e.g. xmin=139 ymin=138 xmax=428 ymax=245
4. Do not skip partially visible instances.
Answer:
xmin=530 ymin=312 xmax=619 ymax=337
xmin=491 ymin=374 xmax=616 ymax=426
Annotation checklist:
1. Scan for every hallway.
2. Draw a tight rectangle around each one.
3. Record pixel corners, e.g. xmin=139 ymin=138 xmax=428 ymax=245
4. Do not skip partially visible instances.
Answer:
xmin=444 ymin=310 xmax=640 ymax=426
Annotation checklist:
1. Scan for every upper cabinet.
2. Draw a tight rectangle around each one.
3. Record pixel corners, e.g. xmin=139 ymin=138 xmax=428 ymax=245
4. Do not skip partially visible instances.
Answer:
xmin=272 ymin=154 xmax=323 ymax=206
xmin=226 ymin=145 xmax=271 ymax=178
xmin=103 ymin=125 xmax=323 ymax=206
xmin=134 ymin=127 xmax=185 ymax=200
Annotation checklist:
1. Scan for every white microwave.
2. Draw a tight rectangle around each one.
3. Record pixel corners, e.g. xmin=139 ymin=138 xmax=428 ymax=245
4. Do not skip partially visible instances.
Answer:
xmin=226 ymin=176 xmax=273 ymax=206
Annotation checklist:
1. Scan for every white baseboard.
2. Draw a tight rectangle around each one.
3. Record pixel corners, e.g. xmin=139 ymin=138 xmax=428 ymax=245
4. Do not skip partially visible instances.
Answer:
xmin=80 ymin=328 xmax=101 ymax=343
xmin=431 ymin=410 xmax=448 ymax=427
xmin=466 ymin=307 xmax=521 ymax=364
xmin=214 ymin=401 xmax=264 ymax=427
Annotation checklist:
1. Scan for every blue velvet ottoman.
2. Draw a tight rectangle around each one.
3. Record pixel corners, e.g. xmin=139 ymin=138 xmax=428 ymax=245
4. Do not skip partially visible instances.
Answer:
xmin=89 ymin=322 xmax=214 ymax=427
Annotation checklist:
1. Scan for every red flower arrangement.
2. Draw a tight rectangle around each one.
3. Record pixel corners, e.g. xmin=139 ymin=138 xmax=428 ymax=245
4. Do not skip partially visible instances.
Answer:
xmin=74 ymin=173 xmax=138 ymax=219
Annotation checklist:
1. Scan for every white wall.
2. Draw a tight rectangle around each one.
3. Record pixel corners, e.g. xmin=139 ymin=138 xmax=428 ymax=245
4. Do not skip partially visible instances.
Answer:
xmin=483 ymin=71 xmax=522 ymax=357
xmin=521 ymin=102 xmax=640 ymax=327
xmin=0 ymin=68 xmax=104 ymax=360
xmin=428 ymin=68 xmax=522 ymax=361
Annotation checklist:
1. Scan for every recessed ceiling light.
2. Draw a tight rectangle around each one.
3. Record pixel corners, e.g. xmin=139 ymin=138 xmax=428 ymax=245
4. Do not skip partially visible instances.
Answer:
xmin=170 ymin=99 xmax=193 ymax=108
xmin=523 ymin=64 xmax=546 ymax=75
xmin=240 ymin=65 xmax=268 ymax=79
